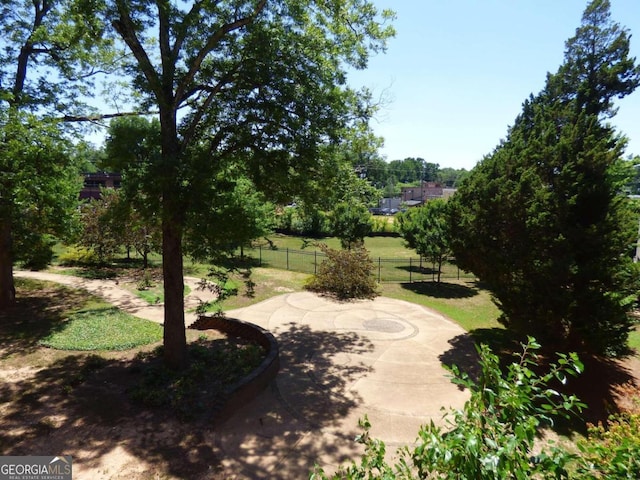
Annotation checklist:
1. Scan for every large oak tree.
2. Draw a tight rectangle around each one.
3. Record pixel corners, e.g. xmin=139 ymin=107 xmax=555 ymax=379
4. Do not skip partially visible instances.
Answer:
xmin=99 ymin=0 xmax=394 ymax=368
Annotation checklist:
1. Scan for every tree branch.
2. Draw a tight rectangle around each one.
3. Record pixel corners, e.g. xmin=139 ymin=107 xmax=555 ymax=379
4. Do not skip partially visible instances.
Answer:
xmin=112 ymin=0 xmax=163 ymax=102
xmin=59 ymin=111 xmax=157 ymax=122
xmin=174 ymin=0 xmax=267 ymax=105
xmin=180 ymin=67 xmax=239 ymax=149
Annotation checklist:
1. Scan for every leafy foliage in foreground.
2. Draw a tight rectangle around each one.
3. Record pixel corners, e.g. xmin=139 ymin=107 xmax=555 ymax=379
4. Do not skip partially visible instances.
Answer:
xmin=312 ymin=338 xmax=585 ymax=479
xmin=305 ymin=244 xmax=378 ymax=300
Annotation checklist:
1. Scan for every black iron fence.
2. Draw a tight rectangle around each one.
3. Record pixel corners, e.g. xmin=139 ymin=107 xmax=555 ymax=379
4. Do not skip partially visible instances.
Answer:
xmin=243 ymin=245 xmax=475 ymax=283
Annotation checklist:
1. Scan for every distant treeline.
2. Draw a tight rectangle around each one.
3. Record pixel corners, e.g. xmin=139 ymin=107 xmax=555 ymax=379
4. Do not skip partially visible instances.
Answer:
xmin=352 ymin=157 xmax=470 ymax=193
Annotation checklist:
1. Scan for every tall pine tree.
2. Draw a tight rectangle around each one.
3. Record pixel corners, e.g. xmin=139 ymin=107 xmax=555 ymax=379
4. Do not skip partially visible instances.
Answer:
xmin=450 ymin=0 xmax=640 ymax=355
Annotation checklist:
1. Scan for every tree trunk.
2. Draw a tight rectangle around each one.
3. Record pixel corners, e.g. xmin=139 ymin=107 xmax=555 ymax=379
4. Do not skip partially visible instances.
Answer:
xmin=0 ymin=220 xmax=16 ymax=308
xmin=159 ymin=99 xmax=187 ymax=370
xmin=162 ymin=215 xmax=187 ymax=370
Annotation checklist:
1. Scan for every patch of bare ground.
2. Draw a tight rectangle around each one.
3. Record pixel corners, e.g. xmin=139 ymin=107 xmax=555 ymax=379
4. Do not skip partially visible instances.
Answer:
xmin=0 ymin=334 xmax=250 ymax=479
xmin=0 ymin=282 xmax=251 ymax=479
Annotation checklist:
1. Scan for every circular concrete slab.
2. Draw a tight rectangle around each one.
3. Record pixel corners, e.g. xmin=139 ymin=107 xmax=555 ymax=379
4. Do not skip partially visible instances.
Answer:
xmin=215 ymin=292 xmax=475 ymax=478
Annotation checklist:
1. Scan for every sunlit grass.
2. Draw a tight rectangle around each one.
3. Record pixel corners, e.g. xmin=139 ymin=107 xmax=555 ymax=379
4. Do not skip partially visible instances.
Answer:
xmin=40 ymin=307 xmax=162 ymax=351
xmin=379 ymin=281 xmax=502 ymax=332
xmin=131 ymin=283 xmax=191 ymax=305
xmin=250 ymin=233 xmax=413 ymax=259
xmin=629 ymin=326 xmax=640 ymax=353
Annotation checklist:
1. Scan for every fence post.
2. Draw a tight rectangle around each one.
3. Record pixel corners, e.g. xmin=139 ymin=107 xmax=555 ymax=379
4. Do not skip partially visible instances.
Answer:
xmin=287 ymin=248 xmax=289 ymax=270
xmin=259 ymin=245 xmax=262 ymax=267
xmin=314 ymin=250 xmax=317 ymax=275
xmin=378 ymin=257 xmax=381 ymax=283
xmin=432 ymin=261 xmax=435 ymax=282
xmin=409 ymin=257 xmax=412 ymax=283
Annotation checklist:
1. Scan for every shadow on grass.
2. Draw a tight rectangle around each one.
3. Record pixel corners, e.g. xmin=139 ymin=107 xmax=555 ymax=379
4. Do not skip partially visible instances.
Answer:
xmin=394 ymin=264 xmax=440 ymax=275
xmin=401 ymin=280 xmax=479 ymax=299
xmin=0 ymin=280 xmax=88 ymax=358
xmin=63 ymin=267 xmax=118 ymax=279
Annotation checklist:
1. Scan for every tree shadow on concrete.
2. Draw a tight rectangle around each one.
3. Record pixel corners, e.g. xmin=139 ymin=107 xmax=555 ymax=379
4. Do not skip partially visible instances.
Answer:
xmin=271 ymin=321 xmax=374 ymax=429
xmin=0 ymin=315 xmax=376 ymax=480
xmin=438 ymin=333 xmax=481 ymax=388
xmin=401 ymin=280 xmax=478 ymax=299
xmin=190 ymin=322 xmax=374 ymax=480
xmin=200 ymin=320 xmax=377 ymax=479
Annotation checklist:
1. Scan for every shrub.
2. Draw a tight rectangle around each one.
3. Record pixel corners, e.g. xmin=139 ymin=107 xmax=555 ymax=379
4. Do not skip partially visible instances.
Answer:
xmin=275 ymin=205 xmax=330 ymax=237
xmin=576 ymin=384 xmax=640 ymax=479
xmin=370 ymin=216 xmax=396 ymax=235
xmin=20 ymin=234 xmax=56 ymax=270
xmin=305 ymin=244 xmax=378 ymax=300
xmin=57 ymin=245 xmax=101 ymax=266
xmin=136 ymin=270 xmax=155 ymax=290
xmin=129 ymin=339 xmax=265 ymax=420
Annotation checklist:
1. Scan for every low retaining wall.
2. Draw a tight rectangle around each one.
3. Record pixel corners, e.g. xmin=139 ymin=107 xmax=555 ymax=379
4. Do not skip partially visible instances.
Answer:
xmin=189 ymin=315 xmax=280 ymax=422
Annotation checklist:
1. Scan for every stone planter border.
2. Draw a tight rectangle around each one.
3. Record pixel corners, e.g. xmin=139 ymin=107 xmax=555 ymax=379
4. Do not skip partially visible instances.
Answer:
xmin=189 ymin=315 xmax=280 ymax=422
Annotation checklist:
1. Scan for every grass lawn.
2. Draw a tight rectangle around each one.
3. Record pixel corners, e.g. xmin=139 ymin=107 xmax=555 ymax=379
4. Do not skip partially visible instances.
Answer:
xmin=210 ymin=267 xmax=309 ymax=311
xmin=250 ymin=233 xmax=415 ymax=259
xmin=629 ymin=326 xmax=640 ymax=352
xmin=130 ymin=281 xmax=191 ymax=305
xmin=40 ymin=307 xmax=163 ymax=350
xmin=379 ymin=280 xmax=502 ymax=332
xmin=3 ymin=278 xmax=163 ymax=352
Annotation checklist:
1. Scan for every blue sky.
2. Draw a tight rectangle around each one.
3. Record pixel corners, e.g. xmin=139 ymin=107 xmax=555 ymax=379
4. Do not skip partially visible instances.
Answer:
xmin=347 ymin=0 xmax=640 ymax=170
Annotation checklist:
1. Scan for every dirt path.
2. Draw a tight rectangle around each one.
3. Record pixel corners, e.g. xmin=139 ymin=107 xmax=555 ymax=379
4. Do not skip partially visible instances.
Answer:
xmin=15 ymin=270 xmax=217 ymax=326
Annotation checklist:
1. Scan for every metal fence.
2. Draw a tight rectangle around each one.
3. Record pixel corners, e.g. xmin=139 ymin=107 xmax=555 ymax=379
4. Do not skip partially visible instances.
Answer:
xmin=243 ymin=245 xmax=475 ymax=283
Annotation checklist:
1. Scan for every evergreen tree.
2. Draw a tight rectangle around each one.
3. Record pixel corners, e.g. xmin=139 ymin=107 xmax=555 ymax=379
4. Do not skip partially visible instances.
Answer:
xmin=450 ymin=0 xmax=640 ymax=356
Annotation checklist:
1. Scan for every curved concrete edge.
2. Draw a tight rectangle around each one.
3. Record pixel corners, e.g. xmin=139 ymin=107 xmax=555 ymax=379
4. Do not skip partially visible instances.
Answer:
xmin=189 ymin=315 xmax=280 ymax=424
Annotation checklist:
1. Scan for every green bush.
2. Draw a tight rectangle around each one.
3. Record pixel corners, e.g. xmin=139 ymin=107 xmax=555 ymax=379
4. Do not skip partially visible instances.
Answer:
xmin=576 ymin=384 xmax=640 ymax=479
xmin=305 ymin=244 xmax=378 ymax=300
xmin=57 ymin=245 xmax=101 ymax=266
xmin=275 ymin=205 xmax=330 ymax=237
xmin=20 ymin=234 xmax=56 ymax=270
xmin=312 ymin=338 xmax=585 ymax=479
